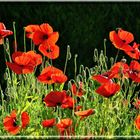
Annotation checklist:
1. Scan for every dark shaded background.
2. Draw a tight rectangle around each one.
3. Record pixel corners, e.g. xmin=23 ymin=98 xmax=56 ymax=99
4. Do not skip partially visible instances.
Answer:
xmin=0 ymin=2 xmax=140 ymax=92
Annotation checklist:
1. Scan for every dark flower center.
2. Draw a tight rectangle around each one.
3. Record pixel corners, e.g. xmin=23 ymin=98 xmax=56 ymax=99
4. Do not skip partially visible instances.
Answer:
xmin=42 ymin=35 xmax=48 ymax=40
xmin=46 ymin=49 xmax=53 ymax=53
xmin=46 ymin=76 xmax=52 ymax=81
xmin=57 ymin=102 xmax=62 ymax=106
xmin=130 ymin=50 xmax=136 ymax=54
xmin=13 ymin=119 xmax=18 ymax=127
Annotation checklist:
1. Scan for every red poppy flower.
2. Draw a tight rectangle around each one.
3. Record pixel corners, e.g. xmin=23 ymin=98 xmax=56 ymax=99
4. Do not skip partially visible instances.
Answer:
xmin=25 ymin=24 xmax=40 ymax=39
xmin=134 ymin=115 xmax=140 ymax=130
xmin=3 ymin=110 xmax=30 ymax=135
xmin=42 ymin=118 xmax=56 ymax=128
xmin=95 ymin=81 xmax=120 ymax=98
xmin=92 ymin=74 xmax=111 ymax=84
xmin=108 ymin=61 xmax=129 ymax=79
xmin=56 ymin=118 xmax=73 ymax=136
xmin=109 ymin=28 xmax=134 ymax=51
xmin=32 ymin=23 xmax=59 ymax=46
xmin=61 ymin=96 xmax=75 ymax=109
xmin=0 ymin=22 xmax=13 ymax=44
xmin=37 ymin=66 xmax=67 ymax=84
xmin=75 ymin=105 xmax=82 ymax=111
xmin=128 ymin=60 xmax=140 ymax=83
xmin=39 ymin=41 xmax=59 ymax=59
xmin=21 ymin=112 xmax=30 ymax=129
xmin=71 ymin=82 xmax=84 ymax=97
xmin=51 ymin=73 xmax=68 ymax=84
xmin=124 ymin=42 xmax=140 ymax=60
xmin=6 ymin=51 xmax=42 ymax=74
xmin=43 ymin=90 xmax=67 ymax=107
xmin=75 ymin=109 xmax=94 ymax=120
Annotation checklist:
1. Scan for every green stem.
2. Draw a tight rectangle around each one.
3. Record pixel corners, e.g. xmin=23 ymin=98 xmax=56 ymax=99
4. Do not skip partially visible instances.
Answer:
xmin=114 ymin=50 xmax=120 ymax=63
xmin=13 ymin=21 xmax=17 ymax=52
xmin=23 ymin=27 xmax=26 ymax=52
xmin=64 ymin=45 xmax=71 ymax=74
xmin=74 ymin=54 xmax=78 ymax=79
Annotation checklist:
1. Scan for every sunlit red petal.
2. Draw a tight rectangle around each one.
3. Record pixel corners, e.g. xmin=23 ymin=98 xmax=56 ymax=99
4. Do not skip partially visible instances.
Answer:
xmin=51 ymin=73 xmax=68 ymax=83
xmin=47 ymin=32 xmax=59 ymax=45
xmin=135 ymin=115 xmax=140 ymax=130
xmin=42 ymin=118 xmax=56 ymax=127
xmin=109 ymin=30 xmax=132 ymax=51
xmin=56 ymin=118 xmax=73 ymax=129
xmin=92 ymin=75 xmax=111 ymax=84
xmin=41 ymin=66 xmax=63 ymax=75
xmin=21 ymin=112 xmax=30 ymax=129
xmin=0 ymin=22 xmax=6 ymax=30
xmin=61 ymin=96 xmax=75 ymax=109
xmin=43 ymin=91 xmax=67 ymax=107
xmin=25 ymin=24 xmax=40 ymax=39
xmin=118 ymin=29 xmax=134 ymax=44
xmin=95 ymin=82 xmax=120 ymax=98
xmin=40 ymin=23 xmax=53 ymax=35
xmin=6 ymin=62 xmax=23 ymax=74
xmin=75 ymin=109 xmax=94 ymax=119
xmin=33 ymin=30 xmax=45 ymax=45
xmin=39 ymin=43 xmax=59 ymax=59
xmin=26 ymin=51 xmax=42 ymax=66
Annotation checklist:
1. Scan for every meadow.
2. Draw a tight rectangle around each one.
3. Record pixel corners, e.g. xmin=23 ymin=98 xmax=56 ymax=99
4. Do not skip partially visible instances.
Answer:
xmin=0 ymin=20 xmax=140 ymax=139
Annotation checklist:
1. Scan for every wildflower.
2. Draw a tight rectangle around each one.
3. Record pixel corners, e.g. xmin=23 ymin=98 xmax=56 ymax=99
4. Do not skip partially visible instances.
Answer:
xmin=124 ymin=42 xmax=140 ymax=60
xmin=0 ymin=22 xmax=13 ymax=44
xmin=6 ymin=51 xmax=42 ymax=74
xmin=92 ymin=74 xmax=111 ymax=84
xmin=108 ymin=61 xmax=129 ymax=79
xmin=61 ymin=96 xmax=75 ymax=109
xmin=39 ymin=41 xmax=59 ymax=59
xmin=26 ymin=23 xmax=59 ymax=46
xmin=135 ymin=115 xmax=140 ymax=130
xmin=109 ymin=28 xmax=134 ymax=51
xmin=25 ymin=24 xmax=40 ymax=39
xmin=128 ymin=60 xmax=140 ymax=83
xmin=37 ymin=66 xmax=67 ymax=84
xmin=43 ymin=90 xmax=67 ymax=107
xmin=75 ymin=109 xmax=94 ymax=120
xmin=71 ymin=82 xmax=84 ymax=97
xmin=56 ymin=118 xmax=73 ymax=136
xmin=42 ymin=118 xmax=56 ymax=128
xmin=3 ymin=110 xmax=30 ymax=135
xmin=95 ymin=81 xmax=120 ymax=98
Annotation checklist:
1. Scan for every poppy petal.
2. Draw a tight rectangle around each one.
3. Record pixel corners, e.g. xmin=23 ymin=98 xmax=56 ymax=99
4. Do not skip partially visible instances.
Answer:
xmin=0 ymin=22 xmax=6 ymax=30
xmin=40 ymin=23 xmax=53 ymax=35
xmin=95 ymin=82 xmax=120 ymax=98
xmin=21 ymin=112 xmax=30 ymax=129
xmin=118 ymin=29 xmax=134 ymax=44
xmin=25 ymin=24 xmax=40 ymax=39
xmin=33 ymin=30 xmax=45 ymax=45
xmin=39 ymin=43 xmax=59 ymax=59
xmin=42 ymin=118 xmax=56 ymax=127
xmin=6 ymin=62 xmax=23 ymax=74
xmin=47 ymin=32 xmax=59 ymax=45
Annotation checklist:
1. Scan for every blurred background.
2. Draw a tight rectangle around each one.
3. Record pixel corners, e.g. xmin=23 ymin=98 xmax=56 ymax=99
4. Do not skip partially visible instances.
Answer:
xmin=0 ymin=2 xmax=140 ymax=92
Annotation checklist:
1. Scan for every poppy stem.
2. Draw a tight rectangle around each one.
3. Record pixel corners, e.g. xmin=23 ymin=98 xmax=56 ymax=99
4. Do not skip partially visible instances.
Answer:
xmin=64 ymin=45 xmax=71 ymax=74
xmin=104 ymin=38 xmax=107 ymax=57
xmin=12 ymin=21 xmax=17 ymax=52
xmin=74 ymin=54 xmax=78 ymax=79
xmin=114 ymin=50 xmax=120 ymax=63
xmin=23 ymin=27 xmax=26 ymax=52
